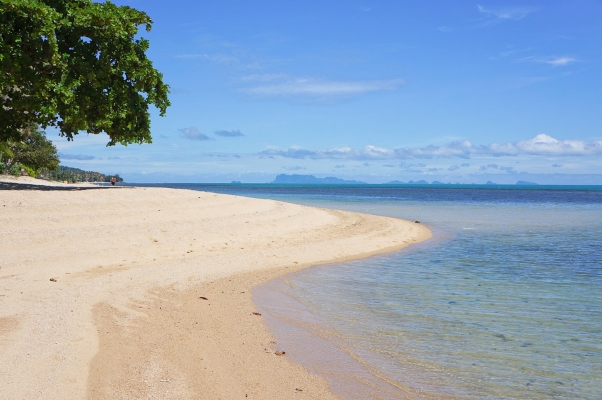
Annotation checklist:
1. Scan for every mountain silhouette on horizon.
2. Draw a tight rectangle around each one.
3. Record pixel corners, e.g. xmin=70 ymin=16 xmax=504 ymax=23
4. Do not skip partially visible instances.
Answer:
xmin=272 ymin=174 xmax=367 ymax=184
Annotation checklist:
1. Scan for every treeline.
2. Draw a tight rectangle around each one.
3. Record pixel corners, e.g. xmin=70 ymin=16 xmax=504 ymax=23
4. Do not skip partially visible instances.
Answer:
xmin=40 ymin=166 xmax=123 ymax=183
xmin=1 ymin=125 xmax=59 ymax=176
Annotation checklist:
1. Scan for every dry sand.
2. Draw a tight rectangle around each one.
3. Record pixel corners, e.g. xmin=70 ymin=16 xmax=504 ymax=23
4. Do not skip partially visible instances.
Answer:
xmin=0 ymin=174 xmax=98 ymax=187
xmin=0 ymin=177 xmax=430 ymax=399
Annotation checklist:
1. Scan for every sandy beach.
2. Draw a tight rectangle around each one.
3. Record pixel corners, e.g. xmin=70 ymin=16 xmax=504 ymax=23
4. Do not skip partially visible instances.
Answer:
xmin=0 ymin=177 xmax=430 ymax=399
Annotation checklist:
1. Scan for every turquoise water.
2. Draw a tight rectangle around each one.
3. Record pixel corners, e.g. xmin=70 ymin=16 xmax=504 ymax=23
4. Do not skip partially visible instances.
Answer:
xmin=139 ymin=184 xmax=602 ymax=399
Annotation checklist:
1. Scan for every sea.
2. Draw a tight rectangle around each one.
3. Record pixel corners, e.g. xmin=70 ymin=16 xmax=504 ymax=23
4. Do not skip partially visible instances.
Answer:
xmin=137 ymin=183 xmax=602 ymax=399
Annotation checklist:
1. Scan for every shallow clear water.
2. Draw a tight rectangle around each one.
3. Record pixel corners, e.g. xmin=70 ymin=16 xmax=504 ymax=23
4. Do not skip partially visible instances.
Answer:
xmin=138 ymin=184 xmax=602 ymax=399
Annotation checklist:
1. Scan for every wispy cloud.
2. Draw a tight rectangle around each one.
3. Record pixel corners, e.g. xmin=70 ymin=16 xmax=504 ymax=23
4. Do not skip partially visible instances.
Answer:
xmin=448 ymin=163 xmax=470 ymax=171
xmin=214 ymin=129 xmax=244 ymax=137
xmin=261 ymin=135 xmax=602 ymax=160
xmin=176 ymin=53 xmax=239 ymax=64
xmin=441 ymin=5 xmax=536 ymax=32
xmin=479 ymin=163 xmax=518 ymax=174
xmin=282 ymin=166 xmax=306 ymax=170
xmin=489 ymin=46 xmax=533 ymax=60
xmin=58 ymin=152 xmax=95 ymax=160
xmin=477 ymin=5 xmax=535 ymax=21
xmin=519 ymin=56 xmax=578 ymax=67
xmin=240 ymin=74 xmax=289 ymax=82
xmin=179 ymin=127 xmax=212 ymax=141
xmin=546 ymin=57 xmax=578 ymax=66
xmin=244 ymin=76 xmax=404 ymax=99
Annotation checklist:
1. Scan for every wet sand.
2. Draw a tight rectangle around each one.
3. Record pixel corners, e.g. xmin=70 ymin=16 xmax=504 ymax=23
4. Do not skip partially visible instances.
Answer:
xmin=0 ymin=177 xmax=430 ymax=399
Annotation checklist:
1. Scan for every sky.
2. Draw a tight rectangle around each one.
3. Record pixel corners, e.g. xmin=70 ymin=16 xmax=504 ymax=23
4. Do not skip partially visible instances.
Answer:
xmin=50 ymin=0 xmax=602 ymax=184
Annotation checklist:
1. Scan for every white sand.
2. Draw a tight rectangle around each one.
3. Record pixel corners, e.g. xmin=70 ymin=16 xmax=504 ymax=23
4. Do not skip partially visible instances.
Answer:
xmin=0 ymin=179 xmax=430 ymax=399
xmin=0 ymin=174 xmax=98 ymax=187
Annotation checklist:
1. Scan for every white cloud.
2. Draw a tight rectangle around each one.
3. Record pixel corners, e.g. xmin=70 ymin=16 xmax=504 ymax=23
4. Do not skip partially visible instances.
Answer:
xmin=175 ymin=54 xmax=204 ymax=59
xmin=546 ymin=57 xmax=578 ymax=67
xmin=477 ymin=5 xmax=535 ymax=21
xmin=509 ymin=134 xmax=602 ymax=156
xmin=441 ymin=6 xmax=536 ymax=33
xmin=479 ymin=163 xmax=518 ymax=174
xmin=58 ymin=152 xmax=95 ymax=160
xmin=178 ymin=127 xmax=212 ymax=141
xmin=240 ymin=74 xmax=289 ymax=82
xmin=489 ymin=46 xmax=533 ymax=60
xmin=244 ymin=76 xmax=404 ymax=98
xmin=260 ymin=134 xmax=602 ymax=160
xmin=519 ymin=56 xmax=578 ymax=67
xmin=176 ymin=53 xmax=239 ymax=64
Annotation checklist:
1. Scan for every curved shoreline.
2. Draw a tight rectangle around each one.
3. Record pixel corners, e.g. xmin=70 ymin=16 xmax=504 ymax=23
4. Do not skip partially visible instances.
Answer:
xmin=0 ymin=182 xmax=430 ymax=399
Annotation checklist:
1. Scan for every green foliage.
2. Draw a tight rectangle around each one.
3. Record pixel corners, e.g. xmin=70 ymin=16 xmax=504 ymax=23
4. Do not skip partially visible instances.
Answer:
xmin=0 ymin=142 xmax=12 ymax=161
xmin=0 ymin=0 xmax=170 ymax=145
xmin=20 ymin=164 xmax=37 ymax=177
xmin=2 ymin=124 xmax=59 ymax=174
xmin=40 ymin=165 xmax=123 ymax=183
xmin=7 ymin=162 xmax=19 ymax=176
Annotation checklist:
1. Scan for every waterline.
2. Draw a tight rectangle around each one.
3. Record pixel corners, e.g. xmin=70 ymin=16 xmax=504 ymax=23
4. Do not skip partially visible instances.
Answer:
xmin=136 ymin=184 xmax=602 ymax=399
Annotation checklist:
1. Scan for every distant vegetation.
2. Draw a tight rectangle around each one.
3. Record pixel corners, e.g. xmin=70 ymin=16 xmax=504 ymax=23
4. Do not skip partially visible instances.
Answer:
xmin=39 ymin=166 xmax=123 ymax=184
xmin=1 ymin=124 xmax=122 ymax=183
xmin=1 ymin=124 xmax=59 ymax=176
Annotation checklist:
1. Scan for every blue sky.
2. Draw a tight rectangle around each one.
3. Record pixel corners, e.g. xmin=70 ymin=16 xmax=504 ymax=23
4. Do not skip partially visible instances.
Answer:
xmin=51 ymin=0 xmax=602 ymax=183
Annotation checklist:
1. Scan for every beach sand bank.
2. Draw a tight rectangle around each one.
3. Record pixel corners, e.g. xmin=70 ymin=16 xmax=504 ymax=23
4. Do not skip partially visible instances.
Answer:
xmin=0 ymin=179 xmax=430 ymax=399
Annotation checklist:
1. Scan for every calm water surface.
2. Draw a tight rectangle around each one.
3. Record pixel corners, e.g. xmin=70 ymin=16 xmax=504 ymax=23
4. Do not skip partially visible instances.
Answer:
xmin=138 ymin=184 xmax=602 ymax=399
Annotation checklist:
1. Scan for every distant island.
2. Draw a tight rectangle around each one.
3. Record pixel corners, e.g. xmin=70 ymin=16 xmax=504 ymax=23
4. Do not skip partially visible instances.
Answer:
xmin=272 ymin=174 xmax=366 ymax=184
xmin=273 ymin=174 xmax=538 ymax=186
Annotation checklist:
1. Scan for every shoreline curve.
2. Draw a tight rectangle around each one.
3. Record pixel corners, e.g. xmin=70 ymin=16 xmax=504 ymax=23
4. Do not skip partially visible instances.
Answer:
xmin=0 ymin=182 xmax=430 ymax=399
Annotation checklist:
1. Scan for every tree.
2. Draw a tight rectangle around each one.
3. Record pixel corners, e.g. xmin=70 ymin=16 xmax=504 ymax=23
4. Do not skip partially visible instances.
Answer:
xmin=0 ymin=0 xmax=170 ymax=145
xmin=0 ymin=142 xmax=12 ymax=164
xmin=2 ymin=125 xmax=59 ymax=174
xmin=40 ymin=165 xmax=124 ymax=182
